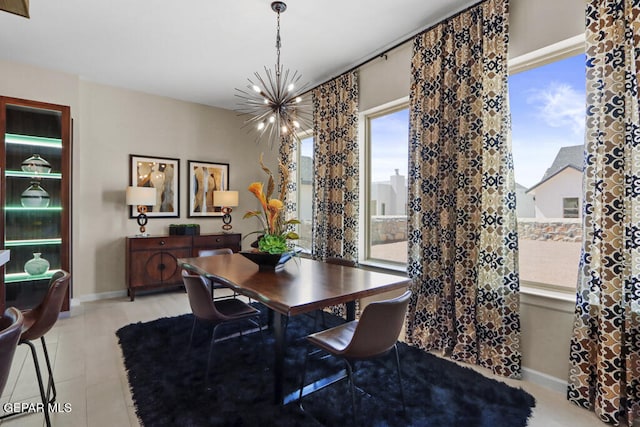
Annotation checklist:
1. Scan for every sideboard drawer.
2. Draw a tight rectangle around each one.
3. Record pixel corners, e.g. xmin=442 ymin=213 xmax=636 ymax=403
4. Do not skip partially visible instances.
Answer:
xmin=192 ymin=233 xmax=241 ymax=255
xmin=129 ymin=236 xmax=192 ymax=251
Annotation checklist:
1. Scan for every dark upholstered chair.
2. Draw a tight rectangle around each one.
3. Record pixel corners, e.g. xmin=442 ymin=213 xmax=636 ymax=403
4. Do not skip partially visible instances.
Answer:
xmin=298 ymin=290 xmax=411 ymax=425
xmin=196 ymin=248 xmax=237 ymax=300
xmin=0 ymin=271 xmax=70 ymax=427
xmin=182 ymin=274 xmax=262 ymax=386
xmin=0 ymin=307 xmax=24 ymax=396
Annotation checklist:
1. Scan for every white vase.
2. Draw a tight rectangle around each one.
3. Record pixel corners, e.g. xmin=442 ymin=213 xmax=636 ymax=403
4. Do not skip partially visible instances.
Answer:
xmin=24 ymin=252 xmax=50 ymax=276
xmin=21 ymin=154 xmax=52 ymax=174
xmin=21 ymin=181 xmax=50 ymax=208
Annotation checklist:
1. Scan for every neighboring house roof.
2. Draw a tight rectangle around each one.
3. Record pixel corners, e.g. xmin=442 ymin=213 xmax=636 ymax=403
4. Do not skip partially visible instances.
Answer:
xmin=525 ymin=144 xmax=583 ymax=194
xmin=542 ymin=145 xmax=583 ymax=180
xmin=526 ymin=164 xmax=581 ymax=194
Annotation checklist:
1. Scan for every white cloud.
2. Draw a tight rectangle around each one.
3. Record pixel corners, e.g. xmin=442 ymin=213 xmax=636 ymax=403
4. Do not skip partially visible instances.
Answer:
xmin=527 ymin=82 xmax=585 ymax=136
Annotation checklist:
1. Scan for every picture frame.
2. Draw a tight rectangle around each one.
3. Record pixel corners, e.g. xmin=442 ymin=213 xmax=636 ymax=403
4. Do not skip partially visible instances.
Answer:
xmin=187 ymin=160 xmax=230 ymax=218
xmin=129 ymin=154 xmax=180 ymax=218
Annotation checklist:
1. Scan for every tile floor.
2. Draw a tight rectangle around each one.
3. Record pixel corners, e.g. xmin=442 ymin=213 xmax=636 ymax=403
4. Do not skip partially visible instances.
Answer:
xmin=0 ymin=290 xmax=610 ymax=426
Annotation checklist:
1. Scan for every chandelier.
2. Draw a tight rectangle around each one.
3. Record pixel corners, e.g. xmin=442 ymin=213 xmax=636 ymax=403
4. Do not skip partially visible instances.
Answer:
xmin=235 ymin=1 xmax=312 ymax=149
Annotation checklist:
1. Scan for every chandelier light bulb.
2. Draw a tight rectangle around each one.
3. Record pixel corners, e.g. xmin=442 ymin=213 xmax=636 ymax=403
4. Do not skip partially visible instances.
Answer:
xmin=288 ymin=83 xmax=295 ymax=91
xmin=258 ymin=122 xmax=265 ymax=130
xmin=293 ymin=120 xmax=300 ymax=128
xmin=269 ymin=116 xmax=276 ymax=123
xmin=295 ymin=97 xmax=302 ymax=103
xmin=252 ymin=85 xmax=261 ymax=93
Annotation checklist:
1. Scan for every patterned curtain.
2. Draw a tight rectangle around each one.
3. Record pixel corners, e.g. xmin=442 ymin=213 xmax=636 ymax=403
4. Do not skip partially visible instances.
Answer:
xmin=406 ymin=0 xmax=521 ymax=378
xmin=567 ymin=1 xmax=640 ymax=424
xmin=279 ymin=136 xmax=298 ymax=226
xmin=311 ymin=71 xmax=359 ymax=263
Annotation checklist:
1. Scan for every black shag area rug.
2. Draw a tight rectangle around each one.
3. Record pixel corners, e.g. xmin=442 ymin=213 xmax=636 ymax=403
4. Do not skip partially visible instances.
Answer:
xmin=116 ymin=305 xmax=535 ymax=426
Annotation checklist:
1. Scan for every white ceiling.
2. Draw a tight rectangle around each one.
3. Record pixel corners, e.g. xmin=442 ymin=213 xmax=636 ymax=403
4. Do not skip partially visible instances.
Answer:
xmin=0 ymin=0 xmax=480 ymax=110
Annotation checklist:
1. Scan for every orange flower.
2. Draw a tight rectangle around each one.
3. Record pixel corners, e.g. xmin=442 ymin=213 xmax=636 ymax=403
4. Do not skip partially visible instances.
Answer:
xmin=266 ymin=198 xmax=284 ymax=233
xmin=244 ymin=155 xmax=300 ymax=253
xmin=248 ymin=182 xmax=267 ymax=212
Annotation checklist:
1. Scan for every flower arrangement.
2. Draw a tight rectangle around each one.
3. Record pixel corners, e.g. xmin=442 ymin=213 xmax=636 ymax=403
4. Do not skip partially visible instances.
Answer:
xmin=243 ymin=155 xmax=299 ymax=254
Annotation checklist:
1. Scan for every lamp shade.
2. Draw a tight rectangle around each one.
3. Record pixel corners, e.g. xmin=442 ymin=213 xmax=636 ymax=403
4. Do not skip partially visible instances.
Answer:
xmin=126 ymin=186 xmax=156 ymax=206
xmin=0 ymin=0 xmax=29 ymax=18
xmin=213 ymin=190 xmax=239 ymax=207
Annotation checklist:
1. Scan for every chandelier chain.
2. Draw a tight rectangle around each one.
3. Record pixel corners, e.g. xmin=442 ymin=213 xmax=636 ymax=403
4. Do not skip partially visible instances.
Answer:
xmin=275 ymin=10 xmax=282 ymax=77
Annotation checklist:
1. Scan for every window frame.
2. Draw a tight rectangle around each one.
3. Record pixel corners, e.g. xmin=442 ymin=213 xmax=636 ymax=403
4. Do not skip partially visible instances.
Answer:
xmin=295 ymin=130 xmax=314 ymax=253
xmin=361 ymin=98 xmax=410 ymax=270
xmin=509 ymin=34 xmax=585 ymax=297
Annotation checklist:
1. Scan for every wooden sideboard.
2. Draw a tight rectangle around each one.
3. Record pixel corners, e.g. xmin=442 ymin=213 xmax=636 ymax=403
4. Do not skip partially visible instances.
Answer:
xmin=125 ymin=233 xmax=241 ymax=301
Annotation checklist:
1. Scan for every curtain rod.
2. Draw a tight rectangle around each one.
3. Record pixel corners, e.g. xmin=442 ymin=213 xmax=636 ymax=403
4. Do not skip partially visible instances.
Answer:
xmin=305 ymin=0 xmax=485 ymax=94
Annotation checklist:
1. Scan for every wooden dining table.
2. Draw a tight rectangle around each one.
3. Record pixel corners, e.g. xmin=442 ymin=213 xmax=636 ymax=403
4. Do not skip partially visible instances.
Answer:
xmin=177 ymin=253 xmax=411 ymax=404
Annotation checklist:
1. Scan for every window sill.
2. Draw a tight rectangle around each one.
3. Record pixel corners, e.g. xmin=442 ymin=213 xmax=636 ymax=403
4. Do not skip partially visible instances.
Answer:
xmin=520 ymin=282 xmax=576 ymax=313
xmin=359 ymin=259 xmax=407 ymax=274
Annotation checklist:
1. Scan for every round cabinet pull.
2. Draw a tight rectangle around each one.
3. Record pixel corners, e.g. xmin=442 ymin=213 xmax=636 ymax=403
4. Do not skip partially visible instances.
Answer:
xmin=159 ymin=240 xmax=166 ymax=246
xmin=216 ymin=238 xmax=221 ymax=242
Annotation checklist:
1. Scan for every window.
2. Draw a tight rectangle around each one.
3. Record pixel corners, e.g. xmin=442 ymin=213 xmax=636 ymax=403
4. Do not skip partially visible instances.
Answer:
xmin=563 ymin=197 xmax=579 ymax=218
xmin=365 ymin=104 xmax=409 ymax=265
xmin=297 ymin=135 xmax=314 ymax=249
xmin=510 ymin=50 xmax=585 ymax=291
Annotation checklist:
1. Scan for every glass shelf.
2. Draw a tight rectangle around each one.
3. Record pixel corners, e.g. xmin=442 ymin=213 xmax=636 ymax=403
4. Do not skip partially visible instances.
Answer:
xmin=5 ymin=133 xmax=62 ymax=149
xmin=5 ymin=271 xmax=58 ymax=284
xmin=5 ymin=206 xmax=63 ymax=212
xmin=5 ymin=170 xmax=62 ymax=179
xmin=5 ymin=238 xmax=62 ymax=247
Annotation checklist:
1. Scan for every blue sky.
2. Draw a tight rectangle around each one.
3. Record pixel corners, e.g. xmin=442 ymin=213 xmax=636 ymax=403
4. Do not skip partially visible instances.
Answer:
xmin=509 ymin=54 xmax=586 ymax=188
xmin=302 ymin=53 xmax=585 ymax=188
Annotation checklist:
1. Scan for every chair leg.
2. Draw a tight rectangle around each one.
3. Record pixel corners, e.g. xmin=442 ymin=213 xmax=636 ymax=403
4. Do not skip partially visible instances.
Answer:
xmin=23 ymin=340 xmax=52 ymax=427
xmin=40 ymin=336 xmax=57 ymax=404
xmin=345 ymin=360 xmax=357 ymax=426
xmin=205 ymin=324 xmax=221 ymax=387
xmin=187 ymin=317 xmax=197 ymax=350
xmin=297 ymin=344 xmax=311 ymax=409
xmin=393 ymin=344 xmax=406 ymax=414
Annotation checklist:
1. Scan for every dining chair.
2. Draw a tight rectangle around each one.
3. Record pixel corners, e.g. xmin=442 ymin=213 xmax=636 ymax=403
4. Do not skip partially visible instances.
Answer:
xmin=182 ymin=274 xmax=263 ymax=386
xmin=196 ymin=248 xmax=238 ymax=300
xmin=0 ymin=270 xmax=70 ymax=427
xmin=298 ymin=289 xmax=411 ymax=425
xmin=0 ymin=307 xmax=24 ymax=396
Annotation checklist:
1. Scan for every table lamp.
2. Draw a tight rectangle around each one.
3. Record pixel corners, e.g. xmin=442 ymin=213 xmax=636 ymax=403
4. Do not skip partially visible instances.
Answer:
xmin=126 ymin=186 xmax=157 ymax=236
xmin=213 ymin=190 xmax=239 ymax=232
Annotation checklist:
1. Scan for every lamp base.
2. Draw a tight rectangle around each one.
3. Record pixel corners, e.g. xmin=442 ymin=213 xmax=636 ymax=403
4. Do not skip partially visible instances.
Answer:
xmin=137 ymin=208 xmax=149 ymax=237
xmin=221 ymin=207 xmax=233 ymax=232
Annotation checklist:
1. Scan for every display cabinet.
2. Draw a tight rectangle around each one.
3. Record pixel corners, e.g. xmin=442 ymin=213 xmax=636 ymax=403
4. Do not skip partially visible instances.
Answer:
xmin=0 ymin=96 xmax=71 ymax=312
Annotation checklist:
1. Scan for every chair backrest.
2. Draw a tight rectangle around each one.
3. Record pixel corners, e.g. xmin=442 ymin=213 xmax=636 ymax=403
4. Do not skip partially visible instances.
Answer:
xmin=342 ymin=290 xmax=411 ymax=359
xmin=182 ymin=274 xmax=227 ymax=322
xmin=0 ymin=307 xmax=24 ymax=395
xmin=198 ymin=248 xmax=233 ymax=257
xmin=21 ymin=270 xmax=71 ymax=342
xmin=325 ymin=257 xmax=357 ymax=268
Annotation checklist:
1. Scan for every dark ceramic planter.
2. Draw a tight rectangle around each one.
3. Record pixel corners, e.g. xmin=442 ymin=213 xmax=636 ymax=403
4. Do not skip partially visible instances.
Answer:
xmin=240 ymin=251 xmax=294 ymax=272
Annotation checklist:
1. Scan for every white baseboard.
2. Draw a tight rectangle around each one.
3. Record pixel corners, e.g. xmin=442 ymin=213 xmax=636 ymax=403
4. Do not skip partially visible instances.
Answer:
xmin=522 ymin=367 xmax=567 ymax=394
xmin=72 ymin=289 xmax=128 ymax=304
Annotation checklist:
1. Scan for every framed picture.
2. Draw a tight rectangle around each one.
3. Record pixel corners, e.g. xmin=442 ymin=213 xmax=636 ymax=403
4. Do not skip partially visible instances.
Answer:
xmin=187 ymin=160 xmax=230 ymax=217
xmin=129 ymin=154 xmax=180 ymax=218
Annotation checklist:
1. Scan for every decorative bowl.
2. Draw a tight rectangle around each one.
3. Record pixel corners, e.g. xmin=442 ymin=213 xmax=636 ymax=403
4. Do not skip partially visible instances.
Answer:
xmin=240 ymin=251 xmax=294 ymax=272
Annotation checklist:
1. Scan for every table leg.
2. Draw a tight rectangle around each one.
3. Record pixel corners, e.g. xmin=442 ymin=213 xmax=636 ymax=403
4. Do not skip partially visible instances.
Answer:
xmin=273 ymin=311 xmax=285 ymax=404
xmin=346 ymin=301 xmax=356 ymax=321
